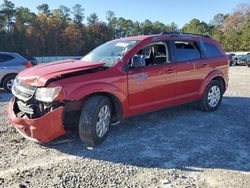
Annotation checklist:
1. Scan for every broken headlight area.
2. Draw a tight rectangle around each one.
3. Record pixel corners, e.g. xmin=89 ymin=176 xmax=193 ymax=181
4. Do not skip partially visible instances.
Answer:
xmin=14 ymin=98 xmax=63 ymax=119
xmin=12 ymin=78 xmax=64 ymax=119
xmin=35 ymin=86 xmax=62 ymax=102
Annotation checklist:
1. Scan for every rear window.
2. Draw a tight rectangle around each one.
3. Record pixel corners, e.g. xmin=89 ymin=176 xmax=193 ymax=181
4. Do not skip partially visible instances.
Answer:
xmin=203 ymin=42 xmax=223 ymax=58
xmin=174 ymin=41 xmax=201 ymax=62
xmin=0 ymin=54 xmax=14 ymax=63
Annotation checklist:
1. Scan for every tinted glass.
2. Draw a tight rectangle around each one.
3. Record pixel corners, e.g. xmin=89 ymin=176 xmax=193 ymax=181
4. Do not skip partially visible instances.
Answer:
xmin=174 ymin=41 xmax=201 ymax=62
xmin=203 ymin=42 xmax=223 ymax=58
xmin=0 ymin=54 xmax=14 ymax=63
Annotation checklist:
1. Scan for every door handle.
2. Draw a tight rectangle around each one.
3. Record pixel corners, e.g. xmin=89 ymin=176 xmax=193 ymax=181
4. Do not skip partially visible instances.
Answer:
xmin=165 ymin=69 xmax=175 ymax=74
xmin=0 ymin=67 xmax=7 ymax=69
xmin=202 ymin=64 xmax=209 ymax=68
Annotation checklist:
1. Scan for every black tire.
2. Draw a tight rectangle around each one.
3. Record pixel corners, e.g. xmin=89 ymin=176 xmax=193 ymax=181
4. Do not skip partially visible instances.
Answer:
xmin=200 ymin=80 xmax=223 ymax=112
xmin=230 ymin=61 xmax=235 ymax=66
xmin=79 ymin=95 xmax=112 ymax=147
xmin=2 ymin=75 xmax=16 ymax=92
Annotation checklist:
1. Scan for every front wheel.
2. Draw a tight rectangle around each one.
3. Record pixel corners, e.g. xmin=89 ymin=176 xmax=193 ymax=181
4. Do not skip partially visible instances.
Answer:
xmin=79 ymin=96 xmax=112 ymax=147
xmin=201 ymin=80 xmax=223 ymax=112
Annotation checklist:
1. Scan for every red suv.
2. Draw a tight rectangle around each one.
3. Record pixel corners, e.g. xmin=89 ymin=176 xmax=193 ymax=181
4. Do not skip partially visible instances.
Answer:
xmin=8 ymin=32 xmax=229 ymax=146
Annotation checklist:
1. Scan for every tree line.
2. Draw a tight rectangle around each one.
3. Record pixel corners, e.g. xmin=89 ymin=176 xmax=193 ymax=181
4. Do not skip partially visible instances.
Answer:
xmin=0 ymin=0 xmax=249 ymax=56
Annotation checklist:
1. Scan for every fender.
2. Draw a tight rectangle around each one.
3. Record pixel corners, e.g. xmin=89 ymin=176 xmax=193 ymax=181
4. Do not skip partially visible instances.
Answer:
xmin=198 ymin=69 xmax=226 ymax=97
xmin=63 ymin=82 xmax=129 ymax=117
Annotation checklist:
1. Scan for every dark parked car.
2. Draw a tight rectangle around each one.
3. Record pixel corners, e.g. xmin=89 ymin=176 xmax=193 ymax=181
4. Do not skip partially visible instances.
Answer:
xmin=227 ymin=53 xmax=236 ymax=66
xmin=244 ymin=56 xmax=250 ymax=67
xmin=237 ymin=54 xmax=250 ymax=65
xmin=0 ymin=52 xmax=33 ymax=92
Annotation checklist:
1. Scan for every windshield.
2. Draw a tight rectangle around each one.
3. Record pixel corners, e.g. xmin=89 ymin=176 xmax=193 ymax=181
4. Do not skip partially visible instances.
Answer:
xmin=81 ymin=40 xmax=139 ymax=66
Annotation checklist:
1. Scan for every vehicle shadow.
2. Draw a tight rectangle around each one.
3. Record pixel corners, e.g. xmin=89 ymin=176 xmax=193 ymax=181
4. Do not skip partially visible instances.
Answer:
xmin=42 ymin=96 xmax=250 ymax=172
xmin=0 ymin=89 xmax=12 ymax=103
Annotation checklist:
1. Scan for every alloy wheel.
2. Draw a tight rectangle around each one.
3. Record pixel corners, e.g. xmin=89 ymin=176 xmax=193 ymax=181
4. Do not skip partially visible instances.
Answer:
xmin=7 ymin=79 xmax=14 ymax=91
xmin=96 ymin=105 xmax=111 ymax=138
xmin=207 ymin=85 xmax=221 ymax=108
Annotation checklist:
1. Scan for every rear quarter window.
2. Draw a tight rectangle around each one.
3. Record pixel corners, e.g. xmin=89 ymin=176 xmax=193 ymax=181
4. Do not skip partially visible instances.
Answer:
xmin=0 ymin=54 xmax=14 ymax=63
xmin=203 ymin=42 xmax=223 ymax=58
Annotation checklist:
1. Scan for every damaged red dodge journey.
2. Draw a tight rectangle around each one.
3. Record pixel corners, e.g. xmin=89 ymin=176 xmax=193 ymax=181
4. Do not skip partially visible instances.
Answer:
xmin=8 ymin=32 xmax=229 ymax=146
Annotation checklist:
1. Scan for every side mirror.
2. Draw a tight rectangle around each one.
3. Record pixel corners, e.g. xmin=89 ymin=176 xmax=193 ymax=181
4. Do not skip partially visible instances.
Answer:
xmin=130 ymin=56 xmax=145 ymax=68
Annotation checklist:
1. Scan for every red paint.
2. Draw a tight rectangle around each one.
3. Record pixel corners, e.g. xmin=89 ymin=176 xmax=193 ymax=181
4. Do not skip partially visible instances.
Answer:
xmin=8 ymin=34 xmax=229 ymax=143
xmin=17 ymin=60 xmax=105 ymax=86
xmin=8 ymin=98 xmax=65 ymax=143
xmin=23 ymin=62 xmax=32 ymax=69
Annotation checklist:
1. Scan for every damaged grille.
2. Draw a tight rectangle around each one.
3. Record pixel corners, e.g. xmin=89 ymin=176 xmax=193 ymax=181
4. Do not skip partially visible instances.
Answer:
xmin=12 ymin=78 xmax=62 ymax=119
xmin=17 ymin=100 xmax=35 ymax=115
xmin=15 ymin=98 xmax=44 ymax=119
xmin=12 ymin=78 xmax=36 ymax=101
xmin=15 ymin=98 xmax=62 ymax=119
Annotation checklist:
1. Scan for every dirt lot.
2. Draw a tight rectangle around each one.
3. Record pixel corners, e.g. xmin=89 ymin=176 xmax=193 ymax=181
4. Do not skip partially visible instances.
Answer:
xmin=0 ymin=66 xmax=249 ymax=188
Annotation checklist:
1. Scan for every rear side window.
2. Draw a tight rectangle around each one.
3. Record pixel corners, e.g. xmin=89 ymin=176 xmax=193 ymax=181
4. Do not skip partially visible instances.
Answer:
xmin=0 ymin=54 xmax=14 ymax=63
xmin=203 ymin=42 xmax=223 ymax=58
xmin=174 ymin=41 xmax=201 ymax=62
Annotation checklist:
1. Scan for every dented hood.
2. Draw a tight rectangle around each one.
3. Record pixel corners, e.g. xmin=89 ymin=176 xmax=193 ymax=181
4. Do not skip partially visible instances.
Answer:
xmin=17 ymin=59 xmax=105 ymax=87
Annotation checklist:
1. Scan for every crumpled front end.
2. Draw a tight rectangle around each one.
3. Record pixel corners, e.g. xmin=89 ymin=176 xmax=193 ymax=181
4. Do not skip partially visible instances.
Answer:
xmin=8 ymin=78 xmax=66 ymax=143
xmin=8 ymin=97 xmax=65 ymax=143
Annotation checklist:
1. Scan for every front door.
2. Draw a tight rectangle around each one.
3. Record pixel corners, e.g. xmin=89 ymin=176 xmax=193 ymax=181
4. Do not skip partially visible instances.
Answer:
xmin=127 ymin=42 xmax=176 ymax=115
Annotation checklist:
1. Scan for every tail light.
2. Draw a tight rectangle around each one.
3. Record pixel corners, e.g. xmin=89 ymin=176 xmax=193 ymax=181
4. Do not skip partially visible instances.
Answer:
xmin=23 ymin=62 xmax=32 ymax=68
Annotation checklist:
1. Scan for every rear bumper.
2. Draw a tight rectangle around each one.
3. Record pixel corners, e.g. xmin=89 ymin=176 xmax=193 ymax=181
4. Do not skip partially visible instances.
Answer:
xmin=8 ymin=97 xmax=65 ymax=143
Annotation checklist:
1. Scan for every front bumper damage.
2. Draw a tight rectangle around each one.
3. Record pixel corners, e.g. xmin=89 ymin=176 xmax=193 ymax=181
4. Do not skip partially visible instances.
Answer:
xmin=8 ymin=97 xmax=65 ymax=143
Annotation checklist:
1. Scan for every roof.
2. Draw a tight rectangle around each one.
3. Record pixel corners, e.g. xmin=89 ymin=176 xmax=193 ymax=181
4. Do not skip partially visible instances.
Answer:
xmin=114 ymin=32 xmax=214 ymax=43
xmin=115 ymin=35 xmax=154 ymax=41
xmin=160 ymin=32 xmax=211 ymax=38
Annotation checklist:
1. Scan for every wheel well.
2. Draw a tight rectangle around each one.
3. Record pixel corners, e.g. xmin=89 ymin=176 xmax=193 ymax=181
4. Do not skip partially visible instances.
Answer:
xmin=212 ymin=76 xmax=225 ymax=93
xmin=0 ymin=73 xmax=17 ymax=86
xmin=62 ymin=92 xmax=123 ymax=132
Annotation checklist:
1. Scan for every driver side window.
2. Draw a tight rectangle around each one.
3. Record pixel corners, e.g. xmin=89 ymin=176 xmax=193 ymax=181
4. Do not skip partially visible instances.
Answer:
xmin=133 ymin=42 xmax=169 ymax=67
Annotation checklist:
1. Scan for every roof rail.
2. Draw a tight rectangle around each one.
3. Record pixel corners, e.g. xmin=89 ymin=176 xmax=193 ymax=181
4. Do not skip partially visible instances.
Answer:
xmin=160 ymin=32 xmax=210 ymax=38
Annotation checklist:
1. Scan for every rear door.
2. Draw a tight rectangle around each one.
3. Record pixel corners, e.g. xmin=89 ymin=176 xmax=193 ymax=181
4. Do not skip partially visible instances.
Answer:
xmin=172 ymin=40 xmax=203 ymax=102
xmin=0 ymin=54 xmax=26 ymax=80
xmin=0 ymin=54 xmax=16 ymax=80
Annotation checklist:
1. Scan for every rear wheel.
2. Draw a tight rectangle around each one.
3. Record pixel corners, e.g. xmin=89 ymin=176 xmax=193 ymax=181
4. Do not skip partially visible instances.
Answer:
xmin=2 ymin=75 xmax=15 ymax=92
xmin=201 ymin=80 xmax=223 ymax=112
xmin=79 ymin=95 xmax=112 ymax=147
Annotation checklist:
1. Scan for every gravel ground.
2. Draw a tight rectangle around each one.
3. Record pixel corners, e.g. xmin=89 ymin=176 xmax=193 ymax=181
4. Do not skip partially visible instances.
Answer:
xmin=0 ymin=66 xmax=250 ymax=188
